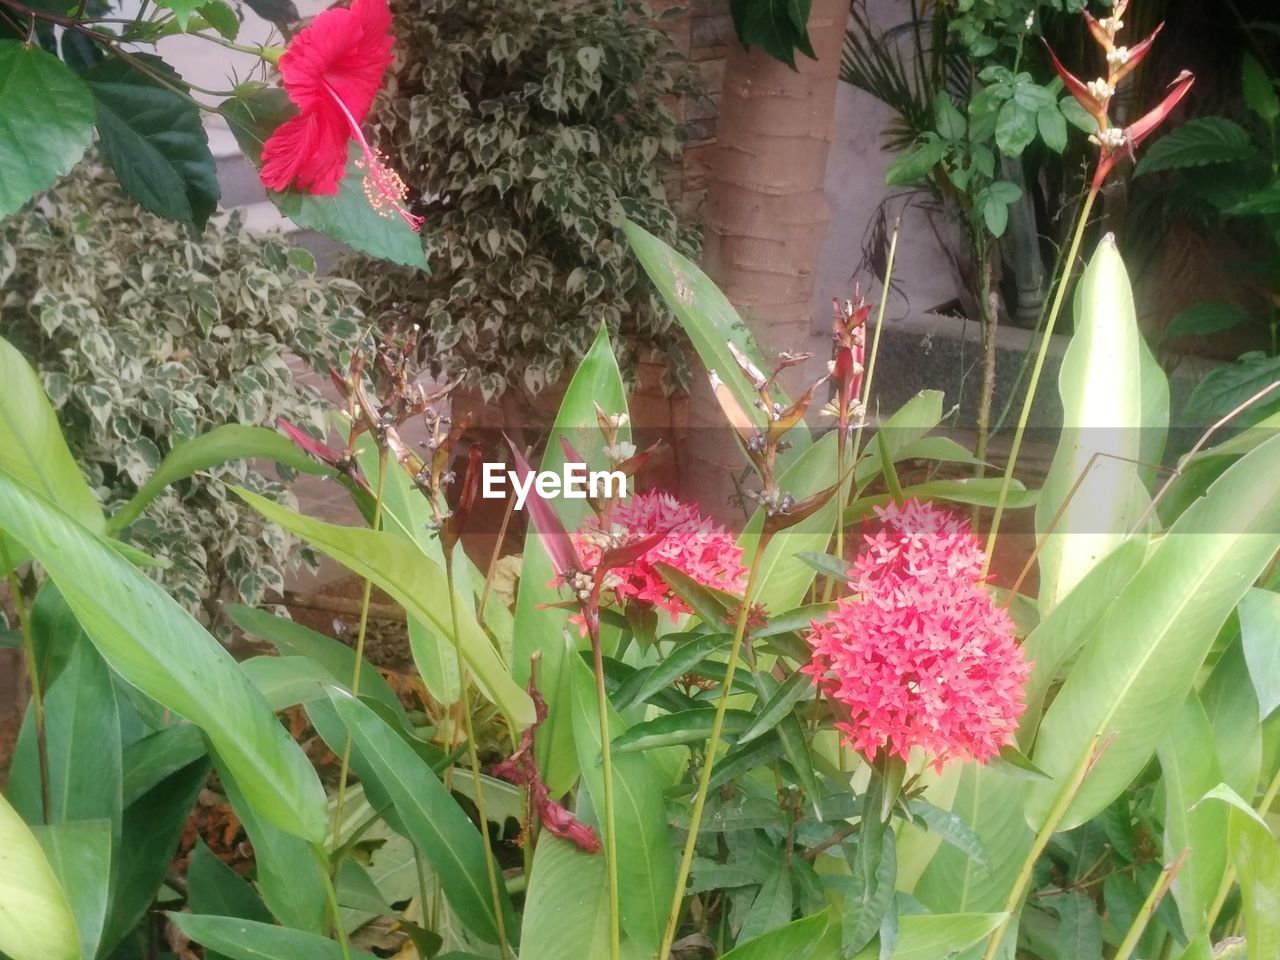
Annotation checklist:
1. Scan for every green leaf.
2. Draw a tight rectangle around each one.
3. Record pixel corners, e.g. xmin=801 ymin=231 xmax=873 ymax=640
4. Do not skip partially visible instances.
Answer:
xmin=736 ymin=862 xmax=795 ymax=944
xmin=110 ymin=423 xmax=328 ymax=532
xmin=934 ymin=93 xmax=966 ymax=140
xmin=622 ymin=220 xmax=805 ymax=456
xmin=241 ymin=655 xmax=335 ymax=710
xmin=885 ymin=137 xmax=949 ymax=187
xmin=0 ymin=792 xmax=79 ymax=960
xmin=1035 ymin=236 xmax=1149 ymax=615
xmin=188 ymin=838 xmax=273 ymax=922
xmin=1184 ymin=353 xmax=1280 ymax=427
xmin=512 ymin=324 xmax=627 ymax=791
xmin=220 ymin=88 xmax=427 ymax=270
xmin=101 ymin=755 xmax=210 ymax=954
xmin=1202 ymin=783 xmax=1280 ymax=959
xmin=0 ymin=335 xmax=104 ymax=535
xmin=1052 ymin=891 xmax=1102 ymax=960
xmin=172 ymin=914 xmax=379 ymax=960
xmin=1038 ymin=105 xmax=1068 ymax=152
xmin=0 ymin=475 xmax=328 ymax=843
xmin=1027 ymin=432 xmax=1280 ymax=831
xmin=121 ymin=723 xmax=205 ymax=807
xmin=982 ymin=193 xmax=1009 ymax=237
xmin=85 ymin=55 xmax=219 ymax=227
xmin=1157 ymin=696 xmax=1228 ymax=943
xmin=519 ymin=837 xmax=611 ymax=960
xmin=198 ymin=0 xmax=240 ymax=39
xmin=611 ymin=708 xmax=752 ymax=753
xmin=907 ymin=799 xmax=988 ymax=868
xmin=1161 ymin=301 xmax=1248 ymax=341
xmin=568 ymin=653 xmax=676 ymax=953
xmin=154 ymin=0 xmax=204 ymax=29
xmin=1243 ymin=55 xmax=1279 ymax=123
xmin=613 ymin=633 xmax=731 ymax=710
xmin=844 ymin=809 xmax=895 ymax=954
xmin=738 ymin=671 xmax=811 ymax=744
xmin=232 ymin=487 xmax=535 ymax=730
xmin=225 ymin=604 xmax=406 ymax=723
xmin=1135 ymin=117 xmax=1255 ymax=175
xmin=995 ymin=99 xmax=1037 ymax=156
xmin=1241 ymin=588 xmax=1280 ymax=719
xmin=716 ymin=910 xmax=834 ymax=959
xmin=1201 ymin=638 xmax=1262 ymax=801
xmin=0 ymin=42 xmax=94 ymax=218
xmin=322 ymin=689 xmax=515 ymax=944
xmin=32 ymin=820 xmax=111 ymax=960
xmin=1060 ymin=95 xmax=1097 ymax=134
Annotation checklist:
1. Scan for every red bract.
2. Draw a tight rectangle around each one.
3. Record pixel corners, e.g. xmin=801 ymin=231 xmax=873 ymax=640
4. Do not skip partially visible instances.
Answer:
xmin=574 ymin=492 xmax=748 ymax=617
xmin=803 ymin=500 xmax=1029 ymax=767
xmin=259 ymin=0 xmax=423 ymax=230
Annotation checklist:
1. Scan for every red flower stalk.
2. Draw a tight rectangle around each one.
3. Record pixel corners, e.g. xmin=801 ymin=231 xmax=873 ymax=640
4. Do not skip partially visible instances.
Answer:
xmin=803 ymin=500 xmax=1030 ymax=767
xmin=1046 ymin=0 xmax=1193 ymax=191
xmin=260 ymin=0 xmax=423 ymax=231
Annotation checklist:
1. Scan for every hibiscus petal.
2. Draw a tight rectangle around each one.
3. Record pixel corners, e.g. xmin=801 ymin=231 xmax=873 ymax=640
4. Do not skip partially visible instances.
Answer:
xmin=260 ymin=109 xmax=349 ymax=195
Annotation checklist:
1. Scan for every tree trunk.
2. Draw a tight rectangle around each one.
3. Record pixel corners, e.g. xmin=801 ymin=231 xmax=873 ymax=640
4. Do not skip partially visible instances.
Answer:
xmin=679 ymin=0 xmax=849 ymax=519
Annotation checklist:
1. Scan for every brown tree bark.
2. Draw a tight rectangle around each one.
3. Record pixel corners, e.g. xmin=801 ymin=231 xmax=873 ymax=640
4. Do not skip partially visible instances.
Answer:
xmin=679 ymin=0 xmax=849 ymax=518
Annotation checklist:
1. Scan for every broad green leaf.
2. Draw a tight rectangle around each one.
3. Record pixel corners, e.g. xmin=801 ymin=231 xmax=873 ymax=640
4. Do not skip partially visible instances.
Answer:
xmin=101 ymin=755 xmax=209 ymax=955
xmin=1157 ymin=696 xmax=1227 ymax=943
xmin=843 ymin=806 xmax=896 ymax=954
xmin=85 ymin=55 xmax=219 ymax=227
xmin=1036 ymin=237 xmax=1148 ymax=615
xmin=1027 ymin=433 xmax=1280 ymax=831
xmin=241 ymin=655 xmax=335 ymax=709
xmin=171 ymin=914 xmax=378 ymax=960
xmin=226 ymin=604 xmax=405 ymax=722
xmin=217 ymin=759 xmax=328 ymax=933
xmin=1050 ymin=891 xmax=1102 ymax=960
xmin=32 ymin=820 xmax=111 ymax=960
xmin=188 ymin=837 xmax=273 ymax=922
xmin=513 ymin=324 xmax=626 ymax=791
xmin=1184 ymin=353 xmax=1280 ymax=427
xmin=0 ymin=792 xmax=79 ymax=960
xmin=736 ymin=862 xmax=795 ymax=944
xmin=0 ymin=476 xmax=327 ymax=843
xmin=908 ymin=799 xmax=988 ymax=868
xmin=232 ymin=488 xmax=534 ymax=730
xmin=568 ymin=652 xmax=675 ymax=953
xmin=519 ymin=836 xmax=611 ymax=960
xmin=851 ymin=912 xmax=1007 ymax=960
xmin=109 ymin=425 xmax=328 ymax=532
xmin=1136 ymin=335 xmax=1170 ymax=486
xmin=0 ymin=335 xmax=103 ymax=533
xmin=1160 ymin=301 xmax=1249 ymax=341
xmin=8 ymin=637 xmax=122 ymax=833
xmin=0 ymin=42 xmax=94 ymax=218
xmin=1018 ymin=537 xmax=1148 ymax=741
xmin=1135 ymin=117 xmax=1255 ymax=175
xmin=322 ymin=689 xmax=515 ymax=944
xmin=1201 ymin=637 xmax=1262 ymax=800
xmin=716 ymin=910 xmax=834 ymax=960
xmin=621 ymin=219 xmax=805 ymax=455
xmin=844 ymin=478 xmax=1035 ymax=524
xmin=1202 ymin=784 xmax=1280 ymax=960
xmin=1243 ymin=54 xmax=1280 ymax=122
xmin=220 ymin=88 xmax=427 ymax=270
xmin=1240 ymin=588 xmax=1280 ymax=719
xmin=853 ymin=391 xmax=947 ymax=490
xmin=121 ymin=723 xmax=205 ymax=807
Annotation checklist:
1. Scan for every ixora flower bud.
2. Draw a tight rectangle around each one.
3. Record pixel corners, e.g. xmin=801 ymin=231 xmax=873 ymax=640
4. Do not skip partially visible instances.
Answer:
xmin=803 ymin=500 xmax=1030 ymax=767
xmin=259 ymin=0 xmax=423 ymax=231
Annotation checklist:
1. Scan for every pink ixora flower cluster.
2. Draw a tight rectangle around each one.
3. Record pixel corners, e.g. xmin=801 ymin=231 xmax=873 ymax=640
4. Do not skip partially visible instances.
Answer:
xmin=804 ymin=499 xmax=1030 ymax=766
xmin=574 ymin=491 xmax=748 ymax=616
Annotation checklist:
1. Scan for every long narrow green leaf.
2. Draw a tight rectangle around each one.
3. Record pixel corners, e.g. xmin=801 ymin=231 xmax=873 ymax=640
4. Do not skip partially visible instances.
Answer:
xmin=1035 ymin=238 xmax=1149 ymax=615
xmin=0 ymin=792 xmax=79 ymax=960
xmin=0 ymin=474 xmax=327 ymax=842
xmin=739 ymin=671 xmax=812 ymax=744
xmin=322 ymin=689 xmax=515 ymax=944
xmin=715 ymin=910 xmax=834 ymax=960
xmin=1202 ymin=784 xmax=1280 ymax=960
xmin=612 ymin=708 xmax=751 ymax=753
xmin=519 ymin=836 xmax=612 ymax=960
xmin=512 ymin=324 xmax=627 ymax=792
xmin=107 ymin=424 xmax=329 ymax=532
xmin=232 ymin=488 xmax=534 ymax=730
xmin=32 ymin=820 xmax=110 ymax=960
xmin=568 ymin=652 xmax=676 ymax=953
xmin=1028 ymin=433 xmax=1280 ymax=831
xmin=171 ymin=914 xmax=378 ymax=960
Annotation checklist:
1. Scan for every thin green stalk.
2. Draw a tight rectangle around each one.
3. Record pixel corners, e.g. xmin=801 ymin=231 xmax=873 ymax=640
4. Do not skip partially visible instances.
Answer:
xmin=658 ymin=551 xmax=766 ymax=960
xmin=414 ymin=851 xmax=434 ymax=932
xmin=443 ymin=550 xmax=512 ymax=960
xmin=588 ymin=615 xmax=622 ymax=960
xmin=981 ymin=733 xmax=1106 ymax=960
xmin=983 ymin=186 xmax=1099 ymax=573
xmin=330 ymin=450 xmax=388 ymax=857
xmin=1206 ymin=761 xmax=1280 ymax=929
xmin=316 ymin=844 xmax=353 ymax=960
xmin=1112 ymin=852 xmax=1185 ymax=960
xmin=2 ymin=542 xmax=49 ymax=823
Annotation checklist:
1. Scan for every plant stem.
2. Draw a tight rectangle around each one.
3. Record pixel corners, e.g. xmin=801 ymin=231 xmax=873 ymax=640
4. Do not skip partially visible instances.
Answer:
xmin=1112 ymin=851 xmax=1186 ymax=960
xmin=443 ymin=550 xmax=512 ymax=960
xmin=983 ymin=186 xmax=1099 ymax=574
xmin=658 ymin=551 xmax=765 ymax=960
xmin=587 ymin=614 xmax=622 ymax=960
xmin=316 ymin=844 xmax=353 ymax=960
xmin=2 ymin=544 xmax=49 ymax=823
xmin=981 ymin=733 xmax=1105 ymax=960
xmin=974 ymin=248 xmax=999 ymax=472
xmin=330 ymin=450 xmax=388 ymax=858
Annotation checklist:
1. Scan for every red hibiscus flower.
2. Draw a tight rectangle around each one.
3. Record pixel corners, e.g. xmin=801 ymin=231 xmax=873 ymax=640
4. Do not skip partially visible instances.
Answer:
xmin=259 ymin=0 xmax=422 ymax=230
